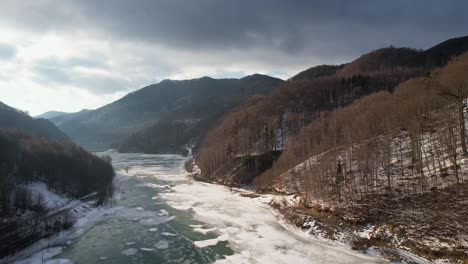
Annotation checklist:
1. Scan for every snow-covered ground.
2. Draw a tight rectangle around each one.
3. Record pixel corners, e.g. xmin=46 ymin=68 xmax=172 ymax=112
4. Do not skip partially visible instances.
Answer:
xmin=24 ymin=182 xmax=72 ymax=210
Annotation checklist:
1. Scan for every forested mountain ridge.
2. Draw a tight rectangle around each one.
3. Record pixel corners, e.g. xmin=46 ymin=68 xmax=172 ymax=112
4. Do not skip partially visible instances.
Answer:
xmin=56 ymin=74 xmax=284 ymax=152
xmin=118 ymin=74 xmax=284 ymax=154
xmin=195 ymin=35 xmax=468 ymax=184
xmin=0 ymin=128 xmax=115 ymax=256
xmin=0 ymin=101 xmax=69 ymax=141
xmin=0 ymin=102 xmax=114 ymax=256
xmin=290 ymin=64 xmax=347 ymax=82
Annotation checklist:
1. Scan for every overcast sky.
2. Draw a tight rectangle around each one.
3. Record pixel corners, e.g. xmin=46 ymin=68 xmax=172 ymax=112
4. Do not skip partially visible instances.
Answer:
xmin=0 ymin=0 xmax=467 ymax=115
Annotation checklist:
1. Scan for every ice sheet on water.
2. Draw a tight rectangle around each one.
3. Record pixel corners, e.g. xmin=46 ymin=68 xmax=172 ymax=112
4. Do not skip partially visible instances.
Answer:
xmin=139 ymin=248 xmax=155 ymax=251
xmin=13 ymin=247 xmax=64 ymax=264
xmin=161 ymin=232 xmax=177 ymax=237
xmin=44 ymin=259 xmax=73 ymax=264
xmin=193 ymin=227 xmax=217 ymax=235
xmin=161 ymin=181 xmax=384 ymax=263
xmin=121 ymin=248 xmax=138 ymax=256
xmin=149 ymin=228 xmax=158 ymax=232
xmin=158 ymin=209 xmax=169 ymax=216
xmin=155 ymin=240 xmax=169 ymax=249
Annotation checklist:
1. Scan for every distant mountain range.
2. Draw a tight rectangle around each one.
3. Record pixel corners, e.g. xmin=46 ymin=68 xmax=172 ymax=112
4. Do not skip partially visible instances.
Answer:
xmin=35 ymin=35 xmax=468 ymax=155
xmin=34 ymin=111 xmax=69 ymax=119
xmin=49 ymin=74 xmax=284 ymax=152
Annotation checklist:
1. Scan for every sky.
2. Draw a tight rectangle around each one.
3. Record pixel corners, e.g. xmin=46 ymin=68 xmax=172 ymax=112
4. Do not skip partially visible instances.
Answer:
xmin=0 ymin=0 xmax=467 ymax=115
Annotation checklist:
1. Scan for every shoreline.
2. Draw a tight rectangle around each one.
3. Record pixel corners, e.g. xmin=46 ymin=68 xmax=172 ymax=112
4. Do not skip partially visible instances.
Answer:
xmin=186 ymin=161 xmax=464 ymax=264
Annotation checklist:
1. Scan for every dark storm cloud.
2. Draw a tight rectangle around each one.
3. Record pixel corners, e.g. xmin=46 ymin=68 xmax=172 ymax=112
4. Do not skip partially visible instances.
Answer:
xmin=76 ymin=0 xmax=468 ymax=58
xmin=3 ymin=0 xmax=467 ymax=59
xmin=0 ymin=43 xmax=15 ymax=60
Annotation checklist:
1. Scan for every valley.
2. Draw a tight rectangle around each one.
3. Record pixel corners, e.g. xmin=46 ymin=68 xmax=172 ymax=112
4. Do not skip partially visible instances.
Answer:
xmin=1 ymin=3 xmax=467 ymax=263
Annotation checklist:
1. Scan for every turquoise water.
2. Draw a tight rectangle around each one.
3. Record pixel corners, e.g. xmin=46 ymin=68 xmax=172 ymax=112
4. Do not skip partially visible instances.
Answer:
xmin=52 ymin=153 xmax=234 ymax=263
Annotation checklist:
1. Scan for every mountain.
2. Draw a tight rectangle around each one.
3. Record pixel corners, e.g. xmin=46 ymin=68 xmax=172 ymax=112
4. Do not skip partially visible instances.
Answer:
xmin=422 ymin=35 xmax=468 ymax=66
xmin=0 ymin=101 xmax=69 ymax=141
xmin=0 ymin=128 xmax=114 ymax=256
xmin=195 ymin=35 xmax=468 ymax=185
xmin=249 ymin=51 xmax=468 ymax=261
xmin=192 ymin=36 xmax=468 ymax=261
xmin=336 ymin=35 xmax=468 ymax=77
xmin=49 ymin=109 xmax=91 ymax=126
xmin=34 ymin=111 xmax=68 ymax=119
xmin=56 ymin=74 xmax=284 ymax=152
xmin=289 ymin=64 xmax=346 ymax=81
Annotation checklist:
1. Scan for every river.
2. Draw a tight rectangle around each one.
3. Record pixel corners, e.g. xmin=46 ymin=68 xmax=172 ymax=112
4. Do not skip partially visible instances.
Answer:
xmin=11 ymin=152 xmax=386 ymax=264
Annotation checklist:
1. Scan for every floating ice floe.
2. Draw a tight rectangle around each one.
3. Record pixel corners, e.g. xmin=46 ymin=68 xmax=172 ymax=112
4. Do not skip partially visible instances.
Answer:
xmin=149 ymin=227 xmax=158 ymax=232
xmin=158 ymin=209 xmax=169 ymax=216
xmin=44 ymin=259 xmax=73 ymax=264
xmin=193 ymin=227 xmax=217 ymax=235
xmin=125 ymin=242 xmax=136 ymax=245
xmin=161 ymin=232 xmax=177 ymax=237
xmin=135 ymin=207 xmax=144 ymax=211
xmin=139 ymin=247 xmax=155 ymax=251
xmin=155 ymin=240 xmax=169 ymax=249
xmin=99 ymin=256 xmax=108 ymax=260
xmin=121 ymin=248 xmax=138 ymax=256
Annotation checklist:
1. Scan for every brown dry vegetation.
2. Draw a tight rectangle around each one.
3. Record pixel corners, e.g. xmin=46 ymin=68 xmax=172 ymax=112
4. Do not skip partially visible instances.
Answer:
xmin=195 ymin=46 xmax=468 ymax=261
xmin=257 ymin=52 xmax=468 ymax=197
xmin=196 ymin=49 xmax=427 ymax=182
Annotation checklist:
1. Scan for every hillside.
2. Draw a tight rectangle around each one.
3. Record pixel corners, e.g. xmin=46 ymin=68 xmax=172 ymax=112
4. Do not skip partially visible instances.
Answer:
xmin=0 ymin=128 xmax=115 ymax=256
xmin=0 ymin=102 xmax=69 ymax=141
xmin=57 ymin=74 xmax=284 ymax=152
xmin=195 ymin=35 xmax=468 ymax=185
xmin=48 ymin=109 xmax=91 ymax=126
xmin=337 ymin=35 xmax=468 ymax=77
xmin=250 ymin=51 xmax=468 ymax=260
xmin=289 ymin=64 xmax=346 ymax=82
xmin=192 ymin=38 xmax=468 ymax=261
xmin=0 ymin=104 xmax=114 ymax=256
